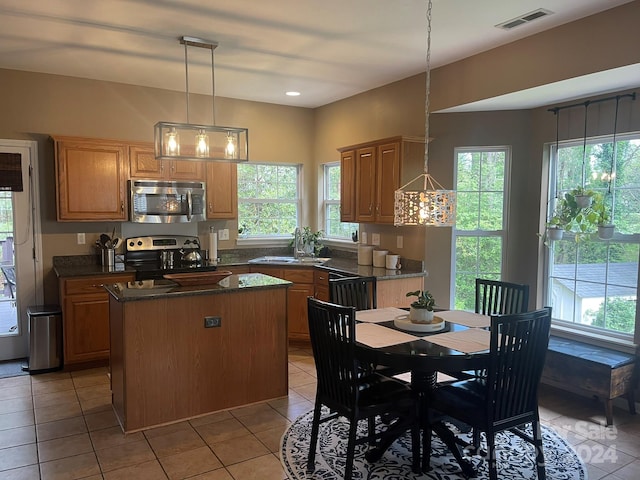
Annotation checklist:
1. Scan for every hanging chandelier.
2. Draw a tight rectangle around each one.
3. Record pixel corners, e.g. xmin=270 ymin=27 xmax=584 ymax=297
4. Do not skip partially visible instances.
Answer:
xmin=154 ymin=36 xmax=249 ymax=162
xmin=394 ymin=0 xmax=455 ymax=227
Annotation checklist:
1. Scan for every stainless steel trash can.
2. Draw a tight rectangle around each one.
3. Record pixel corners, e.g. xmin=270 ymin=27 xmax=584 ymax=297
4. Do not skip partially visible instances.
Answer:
xmin=26 ymin=305 xmax=62 ymax=373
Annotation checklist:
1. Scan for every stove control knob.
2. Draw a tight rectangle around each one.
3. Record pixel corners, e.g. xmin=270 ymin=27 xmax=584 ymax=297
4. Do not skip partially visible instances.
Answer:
xmin=128 ymin=241 xmax=134 ymax=247
xmin=137 ymin=240 xmax=143 ymax=246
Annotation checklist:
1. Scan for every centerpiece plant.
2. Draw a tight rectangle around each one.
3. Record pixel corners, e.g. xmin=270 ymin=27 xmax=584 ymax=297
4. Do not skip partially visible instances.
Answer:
xmin=406 ymin=289 xmax=436 ymax=323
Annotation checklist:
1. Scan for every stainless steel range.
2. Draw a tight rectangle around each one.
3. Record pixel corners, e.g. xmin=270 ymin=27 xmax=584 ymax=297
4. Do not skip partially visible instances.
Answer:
xmin=124 ymin=235 xmax=217 ymax=280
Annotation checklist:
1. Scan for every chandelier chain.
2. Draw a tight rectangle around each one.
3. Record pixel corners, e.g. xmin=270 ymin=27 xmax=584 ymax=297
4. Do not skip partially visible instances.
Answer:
xmin=424 ymin=0 xmax=432 ymax=175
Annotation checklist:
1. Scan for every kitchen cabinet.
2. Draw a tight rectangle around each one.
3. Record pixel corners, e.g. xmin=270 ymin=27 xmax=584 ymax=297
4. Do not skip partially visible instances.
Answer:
xmin=338 ymin=136 xmax=424 ymax=224
xmin=206 ymin=161 xmax=238 ymax=219
xmin=59 ymin=273 xmax=134 ymax=366
xmin=54 ymin=136 xmax=129 ymax=221
xmin=250 ymin=266 xmax=314 ymax=341
xmin=377 ymin=276 xmax=424 ymax=308
xmin=340 ymin=150 xmax=356 ymax=222
xmin=129 ymin=143 xmax=204 ymax=181
xmin=313 ymin=269 xmax=330 ymax=302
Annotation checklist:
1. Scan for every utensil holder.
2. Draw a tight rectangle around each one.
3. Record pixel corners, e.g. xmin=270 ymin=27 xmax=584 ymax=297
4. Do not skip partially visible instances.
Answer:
xmin=101 ymin=248 xmax=115 ymax=267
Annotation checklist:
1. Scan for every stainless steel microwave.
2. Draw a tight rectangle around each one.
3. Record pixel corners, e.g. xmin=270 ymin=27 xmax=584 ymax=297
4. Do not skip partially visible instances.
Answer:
xmin=129 ymin=180 xmax=206 ymax=223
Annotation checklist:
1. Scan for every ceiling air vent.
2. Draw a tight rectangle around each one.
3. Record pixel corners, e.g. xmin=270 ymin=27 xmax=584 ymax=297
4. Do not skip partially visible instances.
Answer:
xmin=496 ymin=8 xmax=553 ymax=30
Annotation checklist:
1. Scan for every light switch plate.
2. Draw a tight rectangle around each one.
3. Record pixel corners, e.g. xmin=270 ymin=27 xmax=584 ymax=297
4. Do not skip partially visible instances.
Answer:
xmin=397 ymin=235 xmax=403 ymax=249
xmin=361 ymin=232 xmax=367 ymax=244
xmin=371 ymin=233 xmax=380 ymax=246
xmin=218 ymin=229 xmax=229 ymax=241
xmin=77 ymin=233 xmax=85 ymax=245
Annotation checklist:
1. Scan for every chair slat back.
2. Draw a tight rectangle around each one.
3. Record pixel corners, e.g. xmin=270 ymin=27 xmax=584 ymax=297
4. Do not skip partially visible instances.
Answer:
xmin=329 ymin=276 xmax=377 ymax=311
xmin=475 ymin=278 xmax=530 ymax=315
xmin=487 ymin=308 xmax=552 ymax=424
xmin=307 ymin=297 xmax=359 ymax=409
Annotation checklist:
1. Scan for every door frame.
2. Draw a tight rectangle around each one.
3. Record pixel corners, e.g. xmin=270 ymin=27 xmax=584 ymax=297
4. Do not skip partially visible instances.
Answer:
xmin=0 ymin=139 xmax=43 ymax=361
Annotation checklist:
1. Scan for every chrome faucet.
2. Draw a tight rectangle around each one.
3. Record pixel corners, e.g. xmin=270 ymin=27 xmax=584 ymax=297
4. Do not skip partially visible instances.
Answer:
xmin=293 ymin=227 xmax=304 ymax=259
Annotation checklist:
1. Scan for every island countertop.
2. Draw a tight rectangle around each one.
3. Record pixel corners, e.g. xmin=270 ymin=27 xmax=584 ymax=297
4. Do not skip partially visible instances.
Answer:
xmin=105 ymin=272 xmax=291 ymax=302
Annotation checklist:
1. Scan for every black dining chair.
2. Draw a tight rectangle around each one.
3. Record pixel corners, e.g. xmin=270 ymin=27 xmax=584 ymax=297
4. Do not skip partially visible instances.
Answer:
xmin=426 ymin=307 xmax=552 ymax=480
xmin=449 ymin=278 xmax=531 ymax=382
xmin=329 ymin=275 xmax=409 ymax=379
xmin=329 ymin=275 xmax=377 ymax=311
xmin=476 ymin=278 xmax=530 ymax=316
xmin=306 ymin=297 xmax=421 ymax=479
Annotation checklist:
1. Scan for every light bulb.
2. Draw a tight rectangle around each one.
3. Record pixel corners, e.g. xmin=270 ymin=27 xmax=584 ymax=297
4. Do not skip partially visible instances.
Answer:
xmin=225 ymin=134 xmax=236 ymax=159
xmin=195 ymin=129 xmax=209 ymax=157
xmin=164 ymin=128 xmax=180 ymax=156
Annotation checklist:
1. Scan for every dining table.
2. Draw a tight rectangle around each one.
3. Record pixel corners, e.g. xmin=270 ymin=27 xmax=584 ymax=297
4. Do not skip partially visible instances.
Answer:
xmin=354 ymin=307 xmax=493 ymax=476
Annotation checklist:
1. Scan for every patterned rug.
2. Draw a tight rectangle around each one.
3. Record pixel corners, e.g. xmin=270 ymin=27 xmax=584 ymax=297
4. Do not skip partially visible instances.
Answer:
xmin=281 ymin=409 xmax=587 ymax=479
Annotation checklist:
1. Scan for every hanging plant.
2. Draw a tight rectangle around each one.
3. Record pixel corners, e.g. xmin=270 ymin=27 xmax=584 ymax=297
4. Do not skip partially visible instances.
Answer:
xmin=543 ymin=187 xmax=607 ymax=243
xmin=592 ymin=194 xmax=615 ymax=240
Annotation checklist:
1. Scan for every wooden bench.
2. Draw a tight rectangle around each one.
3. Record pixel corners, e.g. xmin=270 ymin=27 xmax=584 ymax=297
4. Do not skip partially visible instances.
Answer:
xmin=541 ymin=336 xmax=637 ymax=426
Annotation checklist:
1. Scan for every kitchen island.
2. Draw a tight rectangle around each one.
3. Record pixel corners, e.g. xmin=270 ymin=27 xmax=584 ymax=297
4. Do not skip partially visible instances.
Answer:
xmin=105 ymin=273 xmax=291 ymax=433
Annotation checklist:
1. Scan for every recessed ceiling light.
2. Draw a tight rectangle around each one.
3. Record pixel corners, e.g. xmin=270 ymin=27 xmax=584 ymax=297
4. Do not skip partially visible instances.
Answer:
xmin=286 ymin=91 xmax=301 ymax=97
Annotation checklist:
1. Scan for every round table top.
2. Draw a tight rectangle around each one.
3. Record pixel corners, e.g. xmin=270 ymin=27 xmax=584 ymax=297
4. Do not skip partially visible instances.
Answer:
xmin=356 ymin=320 xmax=490 ymax=374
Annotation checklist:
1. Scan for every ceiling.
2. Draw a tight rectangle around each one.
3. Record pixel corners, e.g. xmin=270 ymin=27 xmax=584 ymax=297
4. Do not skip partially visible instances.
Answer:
xmin=0 ymin=0 xmax=636 ymax=110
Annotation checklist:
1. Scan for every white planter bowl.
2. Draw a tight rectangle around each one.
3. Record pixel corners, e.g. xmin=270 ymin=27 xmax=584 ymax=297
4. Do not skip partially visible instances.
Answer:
xmin=409 ymin=307 xmax=435 ymax=324
xmin=547 ymin=227 xmax=564 ymax=241
xmin=575 ymin=195 xmax=592 ymax=208
xmin=598 ymin=224 xmax=615 ymax=240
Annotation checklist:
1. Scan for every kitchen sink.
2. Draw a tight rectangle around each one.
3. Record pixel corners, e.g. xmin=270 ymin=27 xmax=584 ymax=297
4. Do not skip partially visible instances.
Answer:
xmin=248 ymin=256 xmax=330 ymax=265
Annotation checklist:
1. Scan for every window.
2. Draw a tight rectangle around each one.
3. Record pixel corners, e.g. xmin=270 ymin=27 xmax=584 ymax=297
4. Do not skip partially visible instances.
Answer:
xmin=452 ymin=147 xmax=509 ymax=310
xmin=237 ymin=163 xmax=300 ymax=237
xmin=544 ymin=134 xmax=640 ymax=339
xmin=323 ymin=163 xmax=358 ymax=240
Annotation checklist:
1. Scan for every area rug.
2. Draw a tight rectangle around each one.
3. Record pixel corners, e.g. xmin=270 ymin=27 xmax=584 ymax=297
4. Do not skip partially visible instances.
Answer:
xmin=281 ymin=409 xmax=587 ymax=479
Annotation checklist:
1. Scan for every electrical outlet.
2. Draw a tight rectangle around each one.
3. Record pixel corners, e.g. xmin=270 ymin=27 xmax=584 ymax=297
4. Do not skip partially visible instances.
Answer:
xmin=397 ymin=235 xmax=403 ymax=249
xmin=361 ymin=232 xmax=367 ymax=244
xmin=77 ymin=233 xmax=85 ymax=245
xmin=371 ymin=233 xmax=380 ymax=246
xmin=204 ymin=316 xmax=221 ymax=328
xmin=218 ymin=229 xmax=229 ymax=241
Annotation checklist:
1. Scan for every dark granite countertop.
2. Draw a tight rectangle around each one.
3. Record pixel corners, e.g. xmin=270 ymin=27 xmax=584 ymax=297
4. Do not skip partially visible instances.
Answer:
xmin=53 ymin=249 xmax=425 ymax=281
xmin=105 ymin=273 xmax=291 ymax=302
xmin=54 ymin=263 xmax=136 ymax=278
xmin=216 ymin=250 xmax=425 ymax=280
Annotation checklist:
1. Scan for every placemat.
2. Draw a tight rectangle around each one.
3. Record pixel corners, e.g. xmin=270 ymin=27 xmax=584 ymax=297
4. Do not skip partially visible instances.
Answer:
xmin=355 ymin=322 xmax=419 ymax=348
xmin=424 ymin=328 xmax=491 ymax=354
xmin=355 ymin=307 xmax=408 ymax=323
xmin=436 ymin=310 xmax=491 ymax=328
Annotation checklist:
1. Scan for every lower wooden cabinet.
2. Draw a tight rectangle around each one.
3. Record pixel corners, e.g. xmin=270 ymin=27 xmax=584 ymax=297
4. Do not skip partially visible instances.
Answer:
xmin=250 ymin=266 xmax=314 ymax=341
xmin=313 ymin=270 xmax=330 ymax=302
xmin=59 ymin=273 xmax=134 ymax=365
xmin=249 ymin=265 xmax=423 ymax=342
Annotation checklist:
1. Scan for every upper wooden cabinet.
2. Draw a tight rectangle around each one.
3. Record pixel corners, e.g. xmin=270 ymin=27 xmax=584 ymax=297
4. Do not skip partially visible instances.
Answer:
xmin=129 ymin=143 xmax=204 ymax=181
xmin=54 ymin=136 xmax=129 ymax=221
xmin=338 ymin=136 xmax=423 ymax=224
xmin=339 ymin=150 xmax=356 ymax=222
xmin=206 ymin=162 xmax=238 ymax=219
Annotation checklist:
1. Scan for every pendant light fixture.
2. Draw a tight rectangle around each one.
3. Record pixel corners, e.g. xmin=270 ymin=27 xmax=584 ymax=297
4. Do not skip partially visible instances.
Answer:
xmin=394 ymin=0 xmax=456 ymax=227
xmin=154 ymin=36 xmax=249 ymax=162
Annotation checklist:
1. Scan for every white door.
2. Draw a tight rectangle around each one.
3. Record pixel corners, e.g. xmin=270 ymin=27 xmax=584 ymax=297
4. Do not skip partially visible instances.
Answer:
xmin=0 ymin=140 xmax=43 ymax=361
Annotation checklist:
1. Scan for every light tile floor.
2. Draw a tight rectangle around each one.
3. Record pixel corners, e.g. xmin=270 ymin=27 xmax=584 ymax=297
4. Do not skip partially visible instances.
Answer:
xmin=0 ymin=344 xmax=638 ymax=479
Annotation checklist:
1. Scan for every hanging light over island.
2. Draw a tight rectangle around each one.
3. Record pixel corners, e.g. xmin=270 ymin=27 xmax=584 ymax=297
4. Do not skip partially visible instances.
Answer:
xmin=154 ymin=36 xmax=249 ymax=163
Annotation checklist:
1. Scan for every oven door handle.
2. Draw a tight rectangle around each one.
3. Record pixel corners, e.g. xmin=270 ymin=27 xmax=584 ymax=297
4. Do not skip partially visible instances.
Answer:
xmin=187 ymin=190 xmax=193 ymax=221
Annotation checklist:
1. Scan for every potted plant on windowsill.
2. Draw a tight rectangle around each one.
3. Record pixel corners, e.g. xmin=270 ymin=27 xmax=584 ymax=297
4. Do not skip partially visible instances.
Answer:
xmin=406 ymin=290 xmax=436 ymax=323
